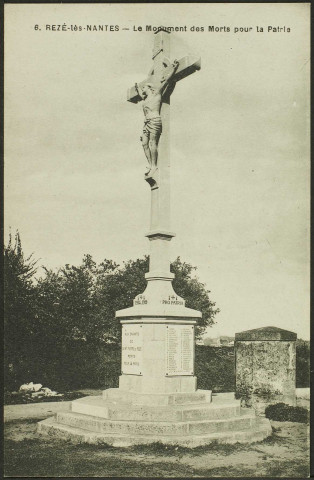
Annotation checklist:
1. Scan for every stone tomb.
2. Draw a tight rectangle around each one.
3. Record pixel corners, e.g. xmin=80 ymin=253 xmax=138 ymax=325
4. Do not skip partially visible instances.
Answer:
xmin=38 ymin=28 xmax=272 ymax=447
xmin=235 ymin=326 xmax=297 ymax=414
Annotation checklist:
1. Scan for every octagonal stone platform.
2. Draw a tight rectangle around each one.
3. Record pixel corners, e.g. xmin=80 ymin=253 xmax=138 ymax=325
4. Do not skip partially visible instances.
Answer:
xmin=38 ymin=389 xmax=272 ymax=448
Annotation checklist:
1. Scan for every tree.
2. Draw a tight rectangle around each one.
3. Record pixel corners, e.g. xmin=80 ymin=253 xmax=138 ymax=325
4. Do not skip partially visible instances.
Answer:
xmin=36 ymin=255 xmax=97 ymax=344
xmin=6 ymin=248 xmax=219 ymax=348
xmin=93 ymin=257 xmax=149 ymax=343
xmin=4 ymin=232 xmax=38 ymax=387
xmin=4 ymin=234 xmax=220 ymax=389
xmin=171 ymin=257 xmax=219 ymax=339
xmin=35 ymin=255 xmax=120 ymax=345
xmin=26 ymin=254 xmax=219 ymax=346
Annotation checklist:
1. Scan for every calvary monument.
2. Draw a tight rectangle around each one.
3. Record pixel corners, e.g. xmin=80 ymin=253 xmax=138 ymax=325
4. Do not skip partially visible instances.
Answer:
xmin=38 ymin=27 xmax=272 ymax=447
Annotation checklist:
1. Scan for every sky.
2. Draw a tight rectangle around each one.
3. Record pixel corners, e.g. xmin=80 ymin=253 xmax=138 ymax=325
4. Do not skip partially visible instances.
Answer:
xmin=4 ymin=3 xmax=310 ymax=339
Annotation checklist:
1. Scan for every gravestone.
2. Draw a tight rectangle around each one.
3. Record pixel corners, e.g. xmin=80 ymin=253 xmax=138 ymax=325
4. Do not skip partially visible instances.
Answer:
xmin=235 ymin=326 xmax=297 ymax=414
xmin=38 ymin=27 xmax=272 ymax=447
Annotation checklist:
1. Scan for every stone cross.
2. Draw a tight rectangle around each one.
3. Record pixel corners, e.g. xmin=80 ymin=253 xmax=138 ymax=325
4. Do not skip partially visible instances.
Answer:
xmin=127 ymin=27 xmax=201 ymax=286
xmin=116 ymin=26 xmax=202 ymax=395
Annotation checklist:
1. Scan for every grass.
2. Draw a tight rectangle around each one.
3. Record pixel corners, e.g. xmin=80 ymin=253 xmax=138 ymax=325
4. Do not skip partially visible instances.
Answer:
xmin=131 ymin=440 xmax=248 ymax=457
xmin=4 ymin=416 xmax=310 ymax=478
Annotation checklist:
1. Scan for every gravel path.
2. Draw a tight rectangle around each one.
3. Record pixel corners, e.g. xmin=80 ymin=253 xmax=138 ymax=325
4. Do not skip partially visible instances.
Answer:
xmin=4 ymin=401 xmax=72 ymax=421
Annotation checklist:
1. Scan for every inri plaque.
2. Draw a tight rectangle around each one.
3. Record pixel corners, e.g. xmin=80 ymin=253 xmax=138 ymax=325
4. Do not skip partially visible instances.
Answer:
xmin=166 ymin=325 xmax=194 ymax=376
xmin=121 ymin=324 xmax=143 ymax=375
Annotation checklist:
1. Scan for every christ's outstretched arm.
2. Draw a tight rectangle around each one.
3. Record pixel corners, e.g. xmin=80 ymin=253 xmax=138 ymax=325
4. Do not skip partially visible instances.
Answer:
xmin=135 ymin=82 xmax=144 ymax=100
xmin=157 ymin=59 xmax=179 ymax=95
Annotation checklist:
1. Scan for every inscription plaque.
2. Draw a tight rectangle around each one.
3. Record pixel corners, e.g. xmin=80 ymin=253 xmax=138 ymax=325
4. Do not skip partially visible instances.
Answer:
xmin=166 ymin=325 xmax=194 ymax=376
xmin=121 ymin=324 xmax=143 ymax=375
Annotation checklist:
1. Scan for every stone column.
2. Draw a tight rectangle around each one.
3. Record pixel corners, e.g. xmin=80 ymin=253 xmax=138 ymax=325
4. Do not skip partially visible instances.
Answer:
xmin=235 ymin=326 xmax=297 ymax=414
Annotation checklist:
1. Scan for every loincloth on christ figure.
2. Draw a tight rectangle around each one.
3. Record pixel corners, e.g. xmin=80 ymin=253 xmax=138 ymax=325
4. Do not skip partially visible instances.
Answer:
xmin=142 ymin=116 xmax=162 ymax=137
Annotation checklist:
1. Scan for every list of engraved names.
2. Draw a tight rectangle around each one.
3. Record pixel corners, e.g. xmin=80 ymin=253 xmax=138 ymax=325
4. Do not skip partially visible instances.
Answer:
xmin=166 ymin=325 xmax=194 ymax=376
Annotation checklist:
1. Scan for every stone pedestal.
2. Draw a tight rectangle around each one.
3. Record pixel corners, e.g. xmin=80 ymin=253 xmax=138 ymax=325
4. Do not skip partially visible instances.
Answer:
xmin=119 ymin=321 xmax=197 ymax=394
xmin=115 ymin=249 xmax=201 ymax=396
xmin=235 ymin=326 xmax=297 ymax=414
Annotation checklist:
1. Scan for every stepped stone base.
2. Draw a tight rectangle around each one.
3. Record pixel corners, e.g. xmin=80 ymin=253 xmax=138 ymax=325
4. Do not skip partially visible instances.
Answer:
xmin=37 ymin=389 xmax=272 ymax=448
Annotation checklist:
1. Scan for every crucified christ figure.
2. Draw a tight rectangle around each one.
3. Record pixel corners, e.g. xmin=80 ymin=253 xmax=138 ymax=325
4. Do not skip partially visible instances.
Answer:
xmin=135 ymin=59 xmax=179 ymax=176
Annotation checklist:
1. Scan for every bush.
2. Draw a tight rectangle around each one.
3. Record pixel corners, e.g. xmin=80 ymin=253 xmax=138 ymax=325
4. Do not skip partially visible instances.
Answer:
xmin=4 ymin=342 xmax=121 ymax=393
xmin=265 ymin=403 xmax=309 ymax=423
xmin=296 ymin=340 xmax=310 ymax=388
xmin=195 ymin=346 xmax=235 ymax=392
